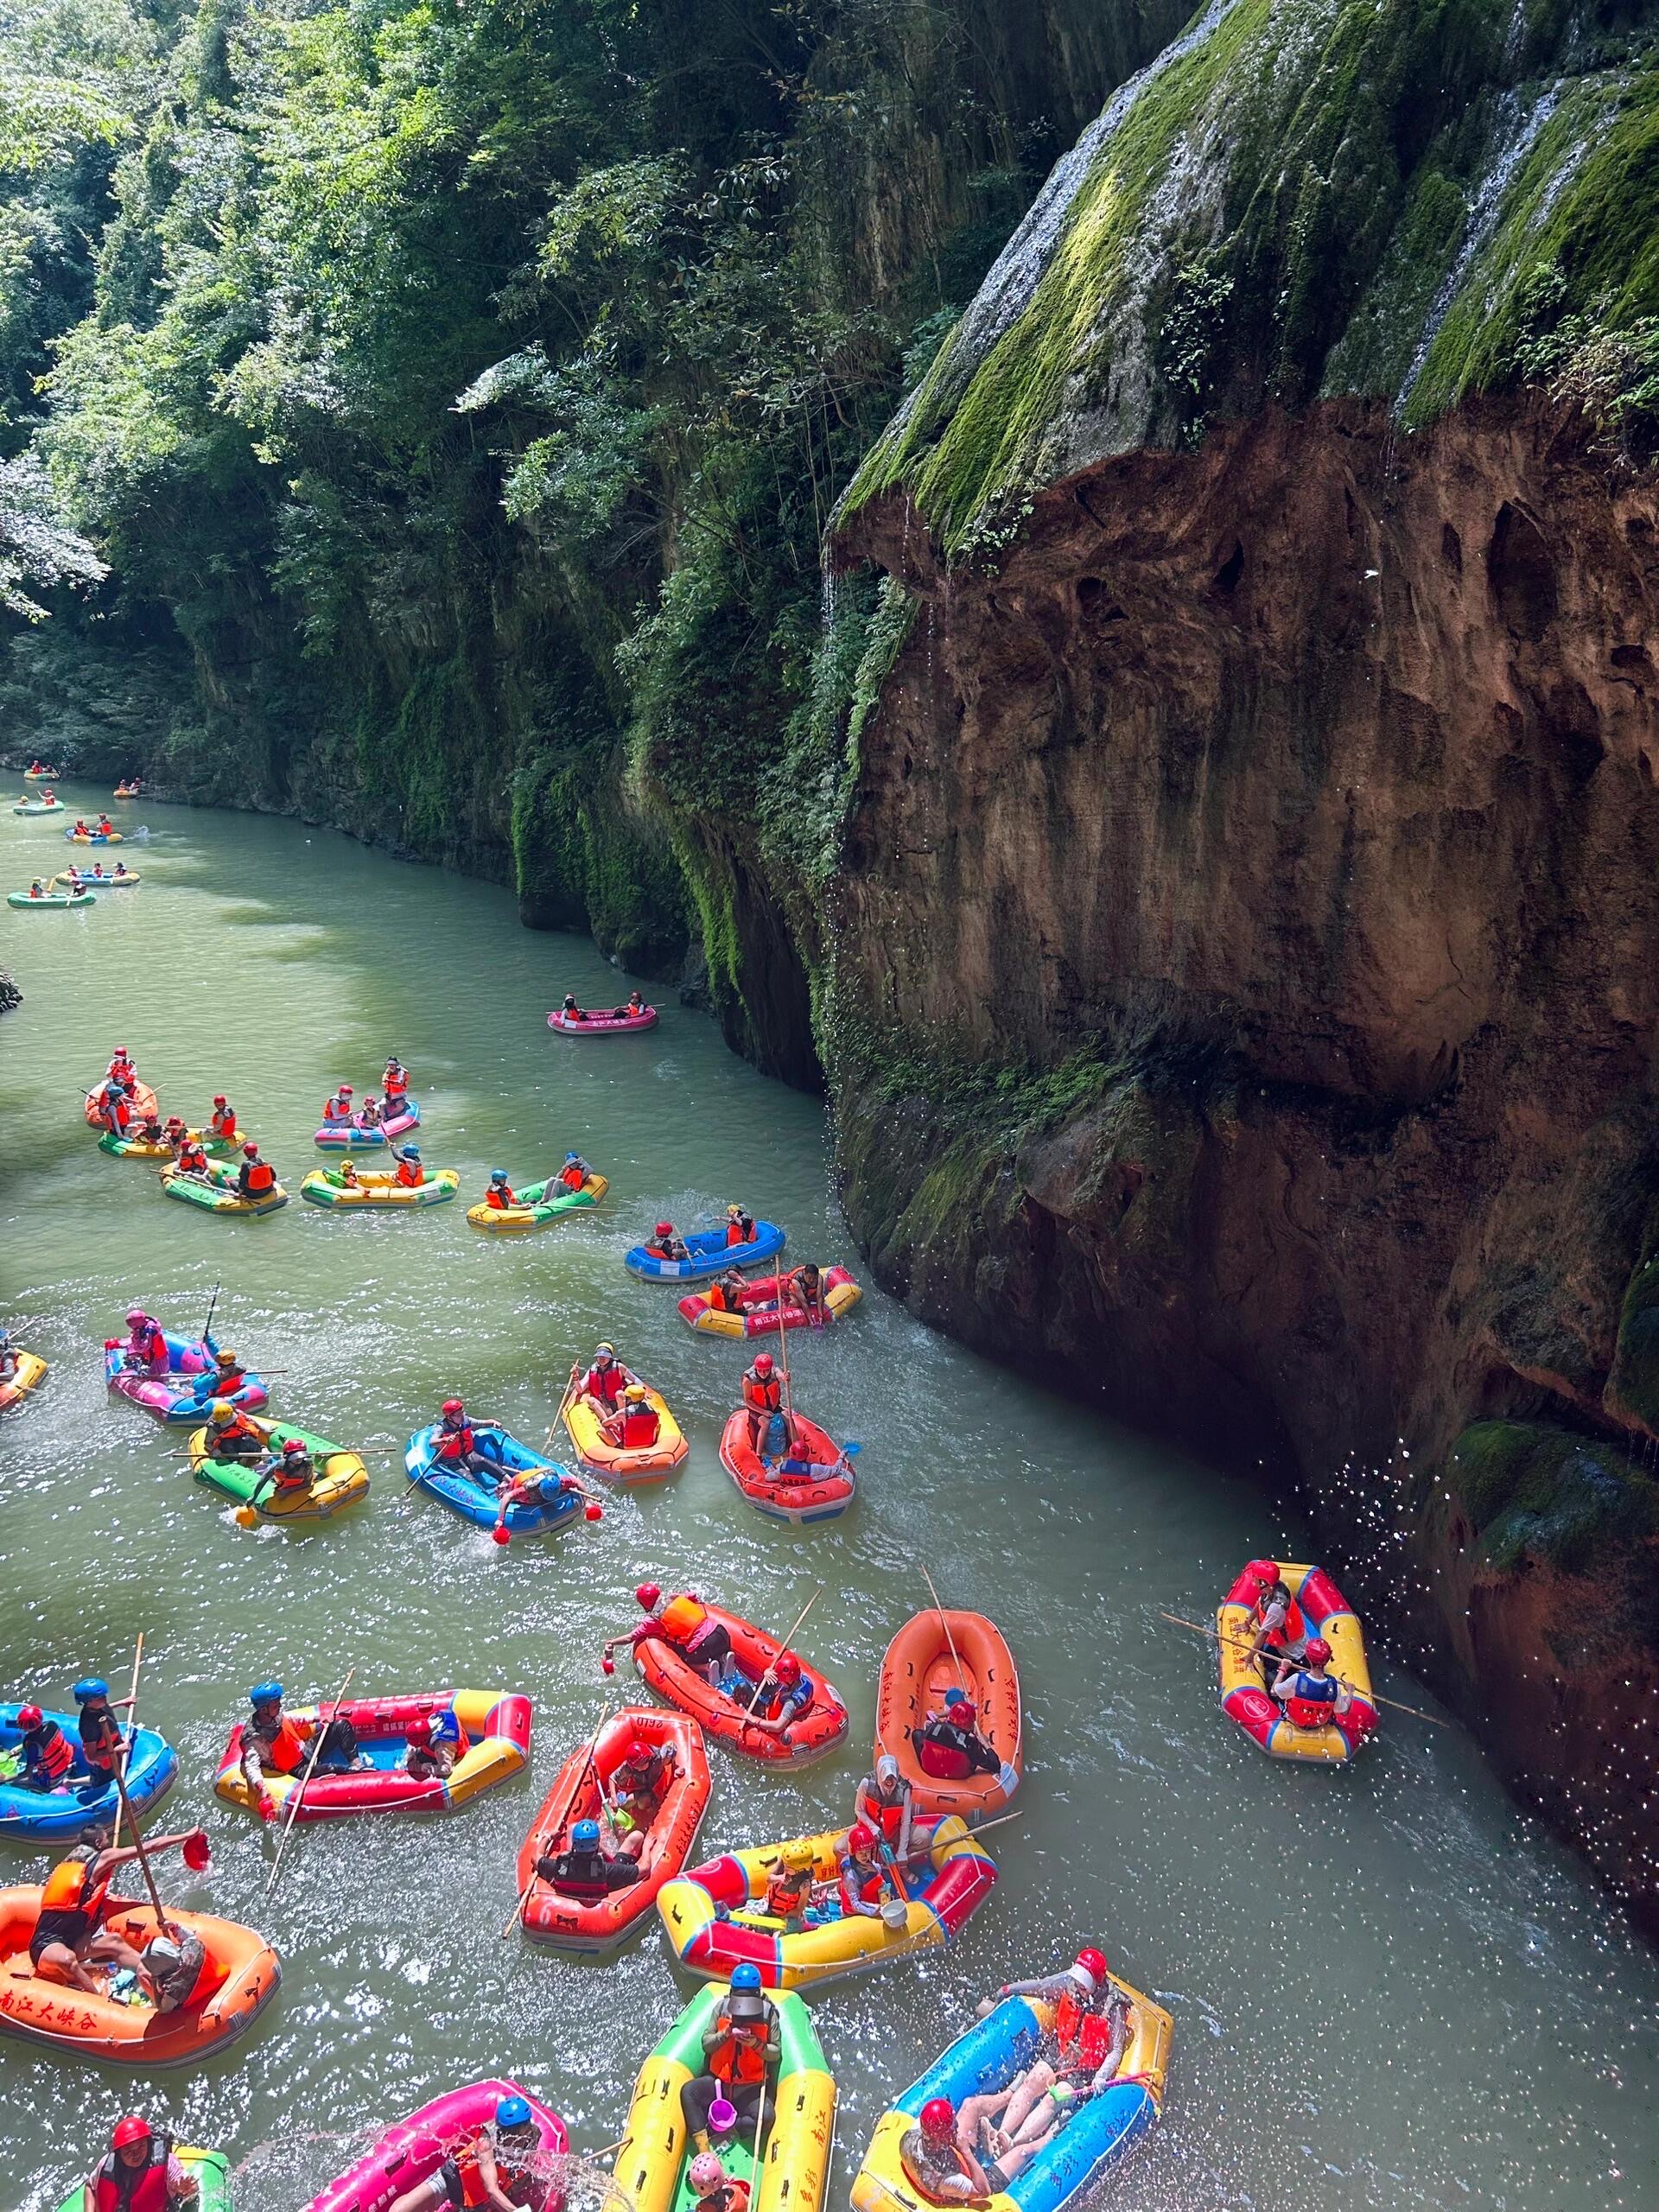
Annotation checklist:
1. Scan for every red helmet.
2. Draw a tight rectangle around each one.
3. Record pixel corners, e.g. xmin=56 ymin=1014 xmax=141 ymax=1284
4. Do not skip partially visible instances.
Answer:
xmin=281 ymin=1438 xmax=306 ymax=1457
xmin=242 ymin=1141 xmax=258 ymax=1157
xmin=752 ymin=1352 xmax=774 ymax=1375
xmin=405 ymin=1716 xmax=433 ymax=1745
xmin=1074 ymin=1946 xmax=1109 ymax=1988
xmin=635 ymin=1582 xmax=662 ymax=1610
xmin=213 ymin=1095 xmax=226 ymax=1106
xmin=1306 ymin=1637 xmax=1332 ymax=1665
xmin=1247 ymin=1559 xmax=1279 ymax=1585
xmin=111 ymin=2116 xmax=152 ymax=2150
xmin=773 ymin=1651 xmax=801 ymax=1685
xmin=654 ymin=1219 xmax=673 ymax=1236
xmin=16 ymin=1704 xmax=42 ymax=1729
xmin=625 ymin=1737 xmax=650 ymax=1765
xmin=919 ymin=2099 xmax=956 ymax=2142
xmin=441 ymin=1398 xmax=465 ymax=1417
xmin=337 ymin=1084 xmax=353 ymax=1096
xmin=848 ymin=1822 xmax=876 ymax=1852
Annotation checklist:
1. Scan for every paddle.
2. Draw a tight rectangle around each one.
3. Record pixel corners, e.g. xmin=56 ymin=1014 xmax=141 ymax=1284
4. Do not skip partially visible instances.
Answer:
xmin=889 ymin=1808 xmax=1024 ymax=1866
xmin=107 ymin=1636 xmax=145 ymax=1853
xmin=741 ymin=1586 xmax=824 ymax=1726
xmin=264 ymin=1668 xmax=355 ymax=1898
xmin=918 ymin=1564 xmax=968 ymax=1691
xmin=501 ymin=1701 xmax=610 ymax=1938
xmin=1160 ymin=1611 xmax=1451 ymax=1726
xmin=106 ymin=1744 xmax=170 ymax=1928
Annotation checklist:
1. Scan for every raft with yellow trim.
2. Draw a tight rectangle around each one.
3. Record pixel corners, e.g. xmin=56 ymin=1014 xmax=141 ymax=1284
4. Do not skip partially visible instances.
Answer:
xmin=678 ymin=1265 xmax=861 ymax=1338
xmin=186 ymin=1421 xmax=369 ymax=1522
xmin=162 ymin=1160 xmax=288 ymax=1216
xmin=658 ymin=1814 xmax=995 ymax=1992
xmin=874 ymin=1608 xmax=1022 ymax=1821
xmin=466 ymin=1170 xmax=607 ymax=1231
xmin=1217 ymin=1561 xmax=1377 ymax=1761
xmin=613 ymin=1981 xmax=835 ymax=2212
xmin=63 ymin=827 xmax=122 ymax=844
xmin=850 ymin=1972 xmax=1173 ymax=2212
xmin=0 ymin=1351 xmax=47 ymax=1414
xmin=299 ymin=1166 xmax=461 ymax=1210
xmin=563 ymin=1384 xmax=688 ymax=1482
xmin=0 ymin=1890 xmax=279 ymax=2066
xmin=215 ymin=1688 xmax=531 ymax=1820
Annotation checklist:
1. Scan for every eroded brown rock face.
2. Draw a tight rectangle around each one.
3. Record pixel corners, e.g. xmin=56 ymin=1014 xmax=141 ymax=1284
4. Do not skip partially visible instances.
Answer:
xmin=831 ymin=396 xmax=1659 ymax=1930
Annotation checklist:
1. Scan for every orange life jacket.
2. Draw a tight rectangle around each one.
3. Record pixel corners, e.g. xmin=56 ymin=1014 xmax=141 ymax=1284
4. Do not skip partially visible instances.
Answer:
xmin=212 ymin=1108 xmax=236 ymax=1137
xmin=765 ymin=1866 xmax=811 ymax=1916
xmin=658 ymin=1595 xmax=707 ymax=1643
xmin=868 ymin=1790 xmax=906 ymax=1846
xmin=177 ymin=1144 xmax=207 ymax=1173
xmin=436 ymin=1422 xmax=477 ymax=1461
xmin=742 ymin=1370 xmax=781 ymax=1414
xmin=384 ymin=1068 xmax=407 ymax=1098
xmin=40 ymin=1847 xmax=113 ymax=1922
xmin=1255 ymin=1589 xmax=1306 ymax=1649
xmin=486 ymin=1185 xmax=514 ymax=1209
xmin=709 ymin=2022 xmax=769 ymax=2086
xmin=726 ymin=1217 xmax=753 ymax=1247
xmin=396 ymin=1161 xmax=423 ymax=1187
xmin=25 ymin=1721 xmax=75 ymax=1781
xmin=245 ymin=1161 xmax=275 ymax=1194
xmin=454 ymin=2136 xmax=541 ymax=2209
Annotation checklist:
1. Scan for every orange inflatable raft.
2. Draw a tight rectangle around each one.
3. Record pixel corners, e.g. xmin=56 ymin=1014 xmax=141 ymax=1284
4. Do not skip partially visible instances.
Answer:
xmin=874 ymin=1608 xmax=1022 ymax=1821
xmin=718 ymin=1408 xmax=856 ymax=1524
xmin=632 ymin=1597 xmax=849 ymax=1766
xmin=515 ymin=1707 xmax=710 ymax=1952
xmin=84 ymin=1080 xmax=158 ymax=1129
xmin=0 ymin=1889 xmax=280 ymax=2065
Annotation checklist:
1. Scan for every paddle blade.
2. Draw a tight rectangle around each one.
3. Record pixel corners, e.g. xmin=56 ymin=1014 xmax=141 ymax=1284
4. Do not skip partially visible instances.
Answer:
xmin=182 ymin=1829 xmax=212 ymax=1872
xmin=584 ymin=1503 xmax=603 ymax=1522
xmin=491 ymin=1524 xmax=511 ymax=1547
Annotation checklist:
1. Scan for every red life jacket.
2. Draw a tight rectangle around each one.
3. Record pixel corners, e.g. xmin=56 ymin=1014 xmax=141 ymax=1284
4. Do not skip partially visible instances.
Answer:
xmin=396 ymin=1162 xmax=423 ymax=1187
xmin=251 ymin=1714 xmax=308 ymax=1775
xmin=583 ymin=1363 xmax=625 ymax=1407
xmin=211 ymin=1109 xmax=236 ymax=1137
xmin=709 ymin=2021 xmax=769 ymax=2086
xmin=384 ymin=1068 xmax=407 ymax=1099
xmin=726 ymin=1217 xmax=753 ymax=1247
xmin=839 ymin=1856 xmax=883 ymax=1913
xmin=1255 ymin=1589 xmax=1307 ymax=1650
xmin=454 ymin=2136 xmax=541 ymax=2209
xmin=620 ymin=1408 xmax=659 ymax=1448
xmin=436 ymin=1422 xmax=477 ymax=1461
xmin=645 ymin=1240 xmax=674 ymax=1261
xmin=486 ymin=1186 xmax=514 ymax=1209
xmin=322 ymin=1097 xmax=351 ymax=1122
xmin=1054 ymin=1986 xmax=1117 ymax=2072
xmin=867 ymin=1789 xmax=907 ymax=1846
xmin=177 ymin=1144 xmax=207 ymax=1173
xmin=244 ymin=1161 xmax=275 ymax=1194
xmin=93 ymin=2143 xmax=173 ymax=2212
xmin=26 ymin=1722 xmax=75 ymax=1781
xmin=742 ymin=1370 xmax=781 ymax=1414
xmin=914 ymin=1723 xmax=974 ymax=1781
xmin=560 ymin=1164 xmax=585 ymax=1192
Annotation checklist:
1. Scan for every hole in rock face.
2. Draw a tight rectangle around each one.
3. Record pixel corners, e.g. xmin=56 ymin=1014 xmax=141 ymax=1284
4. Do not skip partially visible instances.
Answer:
xmin=1488 ymin=502 xmax=1557 ymax=640
xmin=1611 ymin=643 xmax=1651 ymax=673
xmin=1441 ymin=522 xmax=1463 ymax=575
xmin=1076 ymin=576 xmax=1126 ymax=621
xmin=1548 ymin=680 xmax=1605 ymax=788
xmin=1211 ymin=540 xmax=1245 ymax=595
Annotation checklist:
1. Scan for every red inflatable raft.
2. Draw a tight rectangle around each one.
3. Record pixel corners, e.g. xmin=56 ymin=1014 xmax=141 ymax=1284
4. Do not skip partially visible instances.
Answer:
xmin=678 ymin=1264 xmax=861 ymax=1338
xmin=632 ymin=1598 xmax=849 ymax=1765
xmin=214 ymin=1688 xmax=531 ymax=1821
xmin=515 ymin=1707 xmax=710 ymax=1952
xmin=719 ymin=1408 xmax=856 ymax=1525
xmin=547 ymin=1005 xmax=658 ymax=1034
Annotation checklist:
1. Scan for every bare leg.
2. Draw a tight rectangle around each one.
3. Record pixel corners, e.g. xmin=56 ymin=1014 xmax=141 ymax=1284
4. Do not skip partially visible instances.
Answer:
xmin=955 ymin=2088 xmax=1014 ymax=2156
xmin=997 ymin=2061 xmax=1057 ymax=2141
xmin=388 ymin=2175 xmax=450 ymax=2212
xmin=32 ymin=1942 xmax=100 ymax=1993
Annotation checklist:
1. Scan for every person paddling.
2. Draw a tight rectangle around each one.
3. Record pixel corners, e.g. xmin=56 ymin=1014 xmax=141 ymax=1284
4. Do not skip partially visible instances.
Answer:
xmin=1270 ymin=1636 xmax=1351 ymax=1728
xmin=31 ymin=1822 xmax=205 ymax=1998
xmin=574 ymin=1342 xmax=635 ymax=1416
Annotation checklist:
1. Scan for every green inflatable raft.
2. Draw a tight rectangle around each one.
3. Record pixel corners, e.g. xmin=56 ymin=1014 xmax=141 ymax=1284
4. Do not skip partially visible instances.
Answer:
xmin=188 ymin=1421 xmax=371 ymax=1522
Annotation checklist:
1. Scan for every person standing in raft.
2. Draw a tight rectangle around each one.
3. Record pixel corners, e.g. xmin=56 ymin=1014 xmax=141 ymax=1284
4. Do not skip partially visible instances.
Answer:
xmin=536 ymin=1815 xmax=643 ymax=1898
xmin=574 ymin=1342 xmax=636 ymax=1418
xmin=233 ymin=1142 xmax=276 ymax=1200
xmin=1270 ymin=1636 xmax=1351 ymax=1729
xmin=394 ymin=1144 xmax=424 ymax=1188
xmin=484 ymin=1168 xmax=517 ymax=1211
xmin=30 ymin=1822 xmax=206 ymax=1998
xmin=681 ymin=1964 xmax=779 ymax=2157
xmin=239 ymin=1683 xmax=363 ymax=1817
xmin=80 ymin=2112 xmax=202 ymax=2212
xmin=601 ymin=1585 xmax=735 ymax=1686
xmin=559 ymin=993 xmax=588 ymax=1022
xmin=857 ymin=1751 xmax=916 ymax=1862
xmin=385 ymin=2091 xmax=553 ymax=2212
xmin=382 ymin=1055 xmax=410 ymax=1108
xmin=321 ymin=1083 xmax=354 ymax=1126
xmin=644 ymin=1218 xmax=690 ymax=1263
xmin=741 ymin=1351 xmax=788 ymax=1452
xmin=72 ymin=1678 xmax=136 ymax=1803
xmin=913 ymin=1687 xmax=1015 ymax=1793
xmin=118 ymin=1308 xmax=168 ymax=1374
xmin=743 ymin=1649 xmax=814 ymax=1742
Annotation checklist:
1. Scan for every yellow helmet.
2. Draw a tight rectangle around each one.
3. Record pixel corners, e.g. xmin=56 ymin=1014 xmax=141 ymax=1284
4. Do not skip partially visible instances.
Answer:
xmin=781 ymin=1839 xmax=816 ymax=1872
xmin=624 ymin=1382 xmax=648 ymax=1402
xmin=208 ymin=1401 xmax=235 ymax=1425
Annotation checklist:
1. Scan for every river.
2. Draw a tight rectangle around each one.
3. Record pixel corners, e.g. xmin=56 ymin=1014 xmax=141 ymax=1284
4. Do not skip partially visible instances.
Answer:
xmin=2 ymin=784 xmax=1656 ymax=2211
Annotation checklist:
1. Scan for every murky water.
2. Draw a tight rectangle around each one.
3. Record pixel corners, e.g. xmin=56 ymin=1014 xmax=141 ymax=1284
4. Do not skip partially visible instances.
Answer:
xmin=3 ymin=785 xmax=1656 ymax=2210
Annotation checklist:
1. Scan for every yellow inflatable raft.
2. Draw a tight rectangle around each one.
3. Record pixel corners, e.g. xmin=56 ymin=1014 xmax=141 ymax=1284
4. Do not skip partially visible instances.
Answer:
xmin=0 ymin=1351 xmax=48 ymax=1414
xmin=299 ymin=1166 xmax=461 ymax=1210
xmin=563 ymin=1385 xmax=689 ymax=1482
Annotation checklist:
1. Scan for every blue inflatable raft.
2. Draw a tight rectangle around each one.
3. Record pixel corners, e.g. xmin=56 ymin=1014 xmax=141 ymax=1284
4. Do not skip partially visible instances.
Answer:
xmin=624 ymin=1221 xmax=786 ymax=1281
xmin=0 ymin=1707 xmax=180 ymax=1841
xmin=402 ymin=1422 xmax=584 ymax=1534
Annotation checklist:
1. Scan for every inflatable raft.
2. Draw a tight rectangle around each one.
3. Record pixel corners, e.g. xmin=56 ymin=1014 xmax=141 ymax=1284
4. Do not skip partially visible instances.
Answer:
xmin=548 ymin=1004 xmax=658 ymax=1034
xmin=0 ymin=1705 xmax=178 ymax=1840
xmin=99 ymin=1125 xmax=236 ymax=1161
xmin=679 ymin=1266 xmax=861 ymax=1338
xmin=313 ymin=1101 xmax=421 ymax=1150
xmin=7 ymin=888 xmax=92 ymax=909
xmin=84 ymin=1079 xmax=158 ymax=1128
xmin=465 ymin=1170 xmax=607 ymax=1232
xmin=57 ymin=2146 xmax=228 ymax=2212
xmin=105 ymin=1334 xmax=268 ymax=1425
xmin=626 ymin=1220 xmax=785 ymax=1281
xmin=613 ymin=1982 xmax=835 ymax=2212
xmin=162 ymin=1160 xmax=288 ymax=1216
xmin=515 ymin=1707 xmax=710 ymax=1952
xmin=874 ymin=1609 xmax=1021 ymax=1821
xmin=12 ymin=798 xmax=64 ymax=815
xmin=112 ymin=783 xmax=142 ymax=798
xmin=658 ymin=1814 xmax=995 ymax=1992
xmin=300 ymin=1166 xmax=460 ymax=1209
xmin=0 ymin=1349 xmax=47 ymax=1414
xmin=216 ymin=1688 xmax=531 ymax=1821
xmin=403 ymin=1421 xmax=586 ymax=1534
xmin=187 ymin=1421 xmax=371 ymax=1522
xmin=632 ymin=1598 xmax=849 ymax=1765
xmin=563 ymin=1385 xmax=689 ymax=1482
xmin=63 ymin=827 xmax=122 ymax=843
xmin=1217 ymin=1561 xmax=1378 ymax=1761
xmin=54 ymin=868 xmax=137 ymax=889
xmin=303 ymin=2082 xmax=567 ymax=2212
xmin=719 ymin=1408 xmax=856 ymax=1524
xmin=851 ymin=1974 xmax=1174 ymax=2212
xmin=0 ymin=1890 xmax=279 ymax=2065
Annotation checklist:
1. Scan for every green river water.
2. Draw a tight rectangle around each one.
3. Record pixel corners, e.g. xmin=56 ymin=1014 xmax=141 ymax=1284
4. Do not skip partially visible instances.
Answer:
xmin=2 ymin=784 xmax=1656 ymax=2210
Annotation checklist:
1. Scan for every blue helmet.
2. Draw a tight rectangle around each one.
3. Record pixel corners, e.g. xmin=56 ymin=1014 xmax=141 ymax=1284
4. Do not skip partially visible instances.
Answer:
xmin=730 ymin=1961 xmax=763 ymax=1991
xmin=72 ymin=1678 xmax=109 ymax=1703
xmin=402 ymin=1145 xmax=421 ymax=1160
xmin=250 ymin=1681 xmax=283 ymax=1707
xmin=491 ymin=1168 xmax=508 ymax=1182
xmin=495 ymin=2094 xmax=532 ymax=2129
xmin=564 ymin=1152 xmax=580 ymax=1163
xmin=571 ymin=1818 xmax=601 ymax=1850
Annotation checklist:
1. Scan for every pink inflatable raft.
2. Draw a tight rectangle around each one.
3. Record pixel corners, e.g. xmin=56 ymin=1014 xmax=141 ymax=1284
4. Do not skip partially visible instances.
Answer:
xmin=547 ymin=1002 xmax=658 ymax=1034
xmin=315 ymin=1101 xmax=421 ymax=1150
xmin=303 ymin=2080 xmax=568 ymax=2212
xmin=104 ymin=1332 xmax=268 ymax=1425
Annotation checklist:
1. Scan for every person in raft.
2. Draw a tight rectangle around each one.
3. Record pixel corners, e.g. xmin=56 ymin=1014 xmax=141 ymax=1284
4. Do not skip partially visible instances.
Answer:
xmin=484 ymin=1168 xmax=518 ymax=1210
xmin=174 ymin=1132 xmax=210 ymax=1174
xmin=117 ymin=1308 xmax=169 ymax=1374
xmin=644 ymin=1218 xmax=690 ymax=1263
xmin=913 ymin=1687 xmax=1016 ymax=1793
xmin=385 ymin=2090 xmax=553 ymax=2212
xmin=333 ymin=1159 xmax=363 ymax=1191
xmin=394 ymin=1143 xmax=425 ymax=1187
xmin=1270 ymin=1636 xmax=1351 ymax=1730
xmin=434 ymin=1397 xmax=499 ymax=1479
xmin=613 ymin=988 xmax=647 ymax=1018
xmin=232 ymin=1142 xmax=277 ymax=1200
xmin=111 ymin=859 xmax=132 ymax=879
xmin=321 ymin=1083 xmax=354 ymax=1126
xmin=72 ymin=1678 xmax=136 ymax=1802
xmin=743 ymin=1649 xmax=815 ymax=1741
xmin=402 ymin=1714 xmax=454 ymax=1782
xmin=0 ymin=1328 xmax=21 ymax=1390
xmin=188 ymin=1345 xmax=249 ymax=1403
xmin=606 ymin=1731 xmax=677 ymax=1863
xmin=858 ymin=1751 xmax=916 ymax=1862
xmin=358 ymin=1094 xmax=384 ymax=1129
xmin=761 ymin=1837 xmax=817 ymax=1930
xmin=785 ymin=1261 xmax=827 ymax=1326
xmin=205 ymin=1400 xmax=269 ymax=1465
xmin=240 ymin=1682 xmax=363 ymax=1815
xmin=681 ymin=1963 xmax=779 ymax=2156
xmin=94 ymin=1081 xmax=132 ymax=1135
xmin=837 ymin=1822 xmax=903 ymax=1918
xmin=161 ymin=1115 xmax=188 ymax=1152
xmin=248 ymin=1437 xmax=317 ymax=1509
xmin=557 ymin=1149 xmax=591 ymax=1192
xmin=382 ymin=1055 xmax=410 ymax=1106
xmin=899 ymin=2098 xmax=1003 ymax=2204
xmin=208 ymin=1096 xmax=238 ymax=1142
xmin=957 ymin=1947 xmax=1129 ymax=2164
xmin=81 ymin=2114 xmax=203 ymax=2212
xmin=741 ymin=1351 xmax=787 ymax=1452
xmin=30 ymin=1822 xmax=207 ymax=1998
xmin=707 ymin=1264 xmax=749 ymax=1317
xmin=559 ymin=993 xmax=588 ymax=1022
xmin=536 ymin=1814 xmax=643 ymax=1898
xmin=725 ymin=1202 xmax=757 ymax=1246
xmin=606 ymin=1381 xmax=661 ymax=1452
xmin=574 ymin=1341 xmax=636 ymax=1417
xmin=602 ymin=1584 xmax=734 ymax=1686
xmin=1241 ymin=1558 xmax=1313 ymax=1685
xmin=686 ymin=2151 xmax=749 ymax=2212
xmin=26 ymin=879 xmax=46 ymax=899
xmin=16 ymin=1703 xmax=75 ymax=1792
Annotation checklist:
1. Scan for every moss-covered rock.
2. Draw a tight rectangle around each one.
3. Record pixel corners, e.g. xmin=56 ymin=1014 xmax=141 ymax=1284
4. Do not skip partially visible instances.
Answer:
xmin=1441 ymin=1419 xmax=1659 ymax=1579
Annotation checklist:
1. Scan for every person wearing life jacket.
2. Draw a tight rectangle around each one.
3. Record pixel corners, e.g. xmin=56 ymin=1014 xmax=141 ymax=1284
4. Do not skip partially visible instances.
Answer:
xmin=31 ymin=1822 xmax=204 ymax=1994
xmin=706 ymin=1266 xmax=747 ymax=1316
xmin=434 ymin=1398 xmax=497 ymax=1479
xmin=745 ymin=1650 xmax=813 ymax=1742
xmin=120 ymin=1309 xmax=169 ymax=1375
xmin=175 ymin=1135 xmax=209 ymax=1176
xmin=686 ymin=2151 xmax=750 ymax=2212
xmin=235 ymin=1142 xmax=276 ymax=1199
xmin=536 ymin=1815 xmax=642 ymax=1900
xmin=96 ymin=814 xmax=115 ymax=835
xmin=575 ymin=1343 xmax=635 ymax=1415
xmin=785 ymin=1262 xmax=827 ymax=1326
xmin=645 ymin=1218 xmax=689 ymax=1263
xmin=72 ymin=817 xmax=90 ymax=836
xmin=611 ymin=988 xmax=647 ymax=1019
xmin=321 ymin=1084 xmax=354 ymax=1125
xmin=248 ymin=1437 xmax=315 ymax=1510
xmin=607 ymin=1733 xmax=675 ymax=1862
xmin=205 ymin=1401 xmax=269 ymax=1465
xmin=0 ymin=1328 xmax=18 ymax=1387
xmin=559 ymin=993 xmax=587 ymax=1022
xmin=208 ymin=1096 xmax=237 ymax=1142
xmin=359 ymin=1094 xmax=384 ymax=1129
xmin=608 ymin=1382 xmax=661 ymax=1452
xmin=386 ymin=2091 xmax=552 ymax=2212
xmin=762 ymin=1836 xmax=817 ymax=1929
xmin=112 ymin=858 xmax=132 ymax=880
xmin=913 ymin=1688 xmax=1008 ymax=1785
xmin=161 ymin=1116 xmax=188 ymax=1152
xmin=484 ymin=1168 xmax=517 ymax=1211
xmin=239 ymin=1683 xmax=362 ymax=1818
xmin=73 ymin=1678 xmax=135 ymax=1799
xmin=334 ymin=1158 xmax=362 ymax=1191
xmin=899 ymin=2098 xmax=998 ymax=2206
xmin=601 ymin=1584 xmax=735 ymax=1685
xmin=27 ymin=879 xmax=45 ymax=899
xmin=394 ymin=1144 xmax=425 ymax=1188
xmin=81 ymin=2113 xmax=201 ymax=2212
xmin=838 ymin=1823 xmax=899 ymax=1918
xmin=189 ymin=1346 xmax=248 ymax=1403
xmin=138 ymin=1919 xmax=219 ymax=2018
xmin=382 ymin=1056 xmax=410 ymax=1105
xmin=741 ymin=1351 xmax=785 ymax=1452
xmin=854 ymin=1751 xmax=918 ymax=1860
xmin=681 ymin=1965 xmax=779 ymax=2155
xmin=960 ymin=1947 xmax=1128 ymax=2158
xmin=16 ymin=1704 xmax=77 ymax=1791
xmin=1270 ymin=1636 xmax=1351 ymax=1729
xmin=557 ymin=1150 xmax=590 ymax=1193
xmin=724 ymin=1203 xmax=756 ymax=1248
xmin=97 ymin=1082 xmax=132 ymax=1135
xmin=403 ymin=1714 xmax=454 ymax=1782
xmin=133 ymin=1111 xmax=166 ymax=1145
xmin=1243 ymin=1559 xmax=1311 ymax=1684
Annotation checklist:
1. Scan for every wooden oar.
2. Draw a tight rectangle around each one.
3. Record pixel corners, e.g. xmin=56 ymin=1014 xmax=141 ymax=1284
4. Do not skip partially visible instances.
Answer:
xmin=1159 ymin=1611 xmax=1451 ymax=1726
xmin=107 ymin=1636 xmax=144 ymax=1852
xmin=107 ymin=1745 xmax=169 ymax=1927
xmin=264 ymin=1667 xmax=355 ymax=1898
xmin=890 ymin=1808 xmax=1023 ymax=1866
xmin=741 ymin=1586 xmax=824 ymax=1722
xmin=500 ymin=1701 xmax=610 ymax=1938
xmin=918 ymin=1564 xmax=967 ymax=1689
